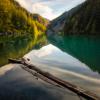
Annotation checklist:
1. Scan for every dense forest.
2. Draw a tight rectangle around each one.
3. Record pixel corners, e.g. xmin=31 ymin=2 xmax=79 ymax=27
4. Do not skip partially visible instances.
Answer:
xmin=0 ymin=0 xmax=48 ymax=39
xmin=64 ymin=0 xmax=100 ymax=35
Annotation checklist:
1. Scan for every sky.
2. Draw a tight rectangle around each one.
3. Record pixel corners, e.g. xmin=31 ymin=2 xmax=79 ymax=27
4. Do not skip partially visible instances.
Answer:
xmin=15 ymin=0 xmax=86 ymax=20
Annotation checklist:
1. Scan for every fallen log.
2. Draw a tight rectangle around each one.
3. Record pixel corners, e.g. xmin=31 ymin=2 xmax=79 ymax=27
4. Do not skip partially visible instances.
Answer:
xmin=8 ymin=58 xmax=100 ymax=100
xmin=21 ymin=64 xmax=62 ymax=88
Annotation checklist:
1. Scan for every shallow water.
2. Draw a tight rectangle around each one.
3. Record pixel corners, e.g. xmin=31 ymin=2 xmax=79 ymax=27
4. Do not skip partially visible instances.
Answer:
xmin=0 ymin=44 xmax=100 ymax=100
xmin=0 ymin=64 xmax=81 ymax=100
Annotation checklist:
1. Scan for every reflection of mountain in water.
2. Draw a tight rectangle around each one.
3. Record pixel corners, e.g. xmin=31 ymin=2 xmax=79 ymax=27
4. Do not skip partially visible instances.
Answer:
xmin=48 ymin=36 xmax=100 ymax=73
xmin=0 ymin=44 xmax=100 ymax=100
xmin=24 ymin=44 xmax=100 ymax=79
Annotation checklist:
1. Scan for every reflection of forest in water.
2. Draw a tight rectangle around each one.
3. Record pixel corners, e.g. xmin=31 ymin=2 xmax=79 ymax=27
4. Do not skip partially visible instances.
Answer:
xmin=48 ymin=35 xmax=100 ymax=73
xmin=0 ymin=35 xmax=47 ymax=66
xmin=0 ymin=35 xmax=100 ymax=74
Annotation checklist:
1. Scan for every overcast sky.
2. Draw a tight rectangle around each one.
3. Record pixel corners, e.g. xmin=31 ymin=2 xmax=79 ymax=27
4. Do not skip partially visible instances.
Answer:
xmin=15 ymin=0 xmax=86 ymax=20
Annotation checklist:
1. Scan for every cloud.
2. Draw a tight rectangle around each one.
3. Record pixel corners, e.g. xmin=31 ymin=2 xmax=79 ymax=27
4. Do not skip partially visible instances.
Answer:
xmin=15 ymin=0 xmax=30 ymax=9
xmin=15 ymin=0 xmax=86 ymax=20
xmin=31 ymin=3 xmax=59 ymax=20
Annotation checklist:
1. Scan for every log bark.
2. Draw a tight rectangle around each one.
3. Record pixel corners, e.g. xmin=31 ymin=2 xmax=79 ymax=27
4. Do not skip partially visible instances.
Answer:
xmin=8 ymin=58 xmax=100 ymax=100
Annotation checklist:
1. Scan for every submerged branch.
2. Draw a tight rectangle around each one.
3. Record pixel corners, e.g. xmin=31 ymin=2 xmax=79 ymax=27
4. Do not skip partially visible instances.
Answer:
xmin=8 ymin=58 xmax=100 ymax=100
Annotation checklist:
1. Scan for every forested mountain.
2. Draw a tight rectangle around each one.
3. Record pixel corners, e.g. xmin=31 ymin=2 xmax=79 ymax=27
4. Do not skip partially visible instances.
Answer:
xmin=0 ymin=0 xmax=48 ymax=39
xmin=32 ymin=14 xmax=49 ymax=26
xmin=47 ymin=0 xmax=100 ymax=36
xmin=64 ymin=0 xmax=100 ymax=35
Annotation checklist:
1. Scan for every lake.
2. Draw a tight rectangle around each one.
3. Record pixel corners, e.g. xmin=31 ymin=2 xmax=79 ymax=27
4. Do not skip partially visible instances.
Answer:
xmin=48 ymin=35 xmax=100 ymax=73
xmin=0 ymin=35 xmax=47 ymax=66
xmin=0 ymin=35 xmax=100 ymax=99
xmin=0 ymin=35 xmax=100 ymax=73
xmin=23 ymin=42 xmax=100 ymax=98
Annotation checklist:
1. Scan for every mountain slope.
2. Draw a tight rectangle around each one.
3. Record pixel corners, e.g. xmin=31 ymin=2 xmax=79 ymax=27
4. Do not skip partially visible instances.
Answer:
xmin=64 ymin=0 xmax=100 ymax=35
xmin=0 ymin=0 xmax=48 ymax=39
xmin=48 ymin=4 xmax=82 ymax=34
xmin=48 ymin=0 xmax=100 ymax=36
xmin=32 ymin=14 xmax=49 ymax=26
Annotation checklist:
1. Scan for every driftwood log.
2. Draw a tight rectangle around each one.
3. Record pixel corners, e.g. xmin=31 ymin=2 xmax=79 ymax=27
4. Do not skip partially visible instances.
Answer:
xmin=8 ymin=58 xmax=100 ymax=100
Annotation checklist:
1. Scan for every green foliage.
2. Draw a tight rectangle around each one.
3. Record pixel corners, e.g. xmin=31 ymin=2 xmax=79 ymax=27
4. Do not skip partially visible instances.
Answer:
xmin=32 ymin=14 xmax=49 ymax=26
xmin=64 ymin=0 xmax=100 ymax=35
xmin=0 ymin=0 xmax=47 ymax=39
xmin=0 ymin=35 xmax=47 ymax=66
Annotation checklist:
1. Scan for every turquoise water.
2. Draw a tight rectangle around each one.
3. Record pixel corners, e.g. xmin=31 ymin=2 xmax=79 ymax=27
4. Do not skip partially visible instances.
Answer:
xmin=23 ymin=44 xmax=100 ymax=97
xmin=48 ymin=36 xmax=100 ymax=73
xmin=0 ymin=36 xmax=100 ymax=100
xmin=0 ymin=35 xmax=100 ymax=73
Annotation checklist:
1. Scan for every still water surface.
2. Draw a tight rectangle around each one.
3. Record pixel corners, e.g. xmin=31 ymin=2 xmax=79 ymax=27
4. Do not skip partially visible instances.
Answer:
xmin=48 ymin=36 xmax=100 ymax=73
xmin=0 ymin=36 xmax=100 ymax=99
xmin=23 ymin=44 xmax=100 ymax=97
xmin=0 ymin=36 xmax=47 ymax=66
xmin=0 ymin=36 xmax=100 ymax=73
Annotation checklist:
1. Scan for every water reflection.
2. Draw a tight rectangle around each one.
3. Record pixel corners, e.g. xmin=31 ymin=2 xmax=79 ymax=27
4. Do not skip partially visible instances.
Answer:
xmin=0 ymin=35 xmax=47 ymax=66
xmin=48 ymin=36 xmax=100 ymax=73
xmin=24 ymin=44 xmax=100 ymax=78
xmin=23 ymin=44 xmax=100 ymax=96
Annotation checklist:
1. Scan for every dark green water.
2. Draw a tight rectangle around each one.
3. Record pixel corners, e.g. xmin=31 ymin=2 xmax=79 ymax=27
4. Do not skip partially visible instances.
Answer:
xmin=0 ymin=35 xmax=100 ymax=73
xmin=0 ymin=35 xmax=47 ymax=66
xmin=48 ymin=35 xmax=100 ymax=73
